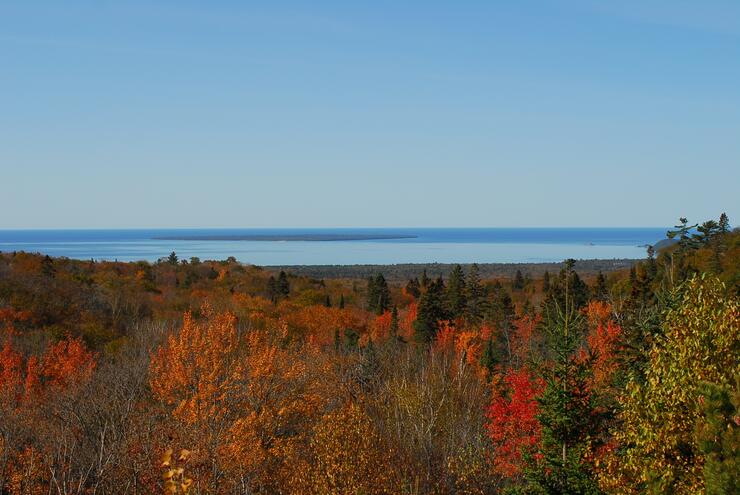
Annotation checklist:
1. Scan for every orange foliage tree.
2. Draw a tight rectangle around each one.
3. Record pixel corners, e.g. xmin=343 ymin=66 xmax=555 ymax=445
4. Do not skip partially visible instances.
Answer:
xmin=150 ymin=303 xmax=333 ymax=493
xmin=1 ymin=336 xmax=95 ymax=406
xmin=150 ymin=305 xmax=244 ymax=426
xmin=575 ymin=301 xmax=622 ymax=392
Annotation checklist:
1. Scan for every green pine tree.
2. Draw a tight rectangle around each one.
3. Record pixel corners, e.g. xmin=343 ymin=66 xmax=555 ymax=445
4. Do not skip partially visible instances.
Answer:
xmin=718 ymin=212 xmax=731 ymax=234
xmin=405 ymin=277 xmax=421 ymax=298
xmin=359 ymin=339 xmax=381 ymax=391
xmin=375 ymin=273 xmax=391 ymax=314
xmin=513 ymin=269 xmax=525 ymax=290
xmin=41 ymin=255 xmax=55 ymax=277
xmin=390 ymin=305 xmax=399 ymax=337
xmin=414 ymin=278 xmax=447 ymax=343
xmin=466 ymin=263 xmax=486 ymax=323
xmin=277 ymin=271 xmax=290 ymax=298
xmin=518 ymin=262 xmax=604 ymax=495
xmin=696 ymin=379 xmax=739 ymax=495
xmin=267 ymin=276 xmax=278 ymax=303
xmin=593 ymin=271 xmax=608 ymax=302
xmin=447 ymin=264 xmax=467 ymax=320
xmin=487 ymin=285 xmax=517 ymax=367
xmin=366 ymin=275 xmax=378 ymax=312
xmin=480 ymin=337 xmax=497 ymax=380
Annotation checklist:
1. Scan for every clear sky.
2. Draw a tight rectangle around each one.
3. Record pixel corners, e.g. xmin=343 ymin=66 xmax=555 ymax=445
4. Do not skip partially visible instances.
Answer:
xmin=1 ymin=1 xmax=738 ymax=229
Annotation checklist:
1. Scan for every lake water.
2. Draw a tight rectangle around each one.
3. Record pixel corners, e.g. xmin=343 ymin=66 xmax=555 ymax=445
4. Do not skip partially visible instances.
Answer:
xmin=0 ymin=228 xmax=666 ymax=265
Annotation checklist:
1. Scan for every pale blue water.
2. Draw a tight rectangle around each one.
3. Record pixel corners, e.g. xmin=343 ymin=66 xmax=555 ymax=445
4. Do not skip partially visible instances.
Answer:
xmin=0 ymin=228 xmax=666 ymax=265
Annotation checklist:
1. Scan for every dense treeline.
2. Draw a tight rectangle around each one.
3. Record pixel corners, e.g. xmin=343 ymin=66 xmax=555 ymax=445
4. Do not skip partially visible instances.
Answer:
xmin=0 ymin=215 xmax=738 ymax=494
xmin=266 ymin=260 xmax=638 ymax=282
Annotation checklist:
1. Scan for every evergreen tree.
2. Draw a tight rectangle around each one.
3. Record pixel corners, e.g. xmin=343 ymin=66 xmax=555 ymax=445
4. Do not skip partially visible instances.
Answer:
xmin=420 ymin=269 xmax=430 ymax=289
xmin=543 ymin=260 xmax=589 ymax=313
xmin=277 ymin=271 xmax=290 ymax=298
xmin=667 ymin=217 xmax=700 ymax=251
xmin=695 ymin=220 xmax=720 ymax=245
xmin=487 ymin=285 xmax=517 ymax=367
xmin=41 ymin=255 xmax=55 ymax=277
xmin=664 ymin=217 xmax=704 ymax=286
xmin=344 ymin=328 xmax=360 ymax=351
xmin=324 ymin=294 xmax=332 ymax=308
xmin=267 ymin=276 xmax=278 ymax=303
xmin=718 ymin=212 xmax=730 ymax=234
xmin=366 ymin=275 xmax=378 ymax=312
xmin=522 ymin=298 xmax=534 ymax=317
xmin=696 ymin=379 xmax=739 ymax=495
xmin=367 ymin=273 xmax=391 ymax=315
xmin=446 ymin=264 xmax=467 ymax=320
xmin=358 ymin=339 xmax=381 ymax=391
xmin=405 ymin=277 xmax=421 ymax=299
xmin=413 ymin=278 xmax=447 ymax=343
xmin=645 ymin=245 xmax=658 ymax=279
xmin=568 ymin=269 xmax=590 ymax=309
xmin=513 ymin=270 xmax=525 ymax=290
xmin=167 ymin=251 xmax=179 ymax=266
xmin=480 ymin=337 xmax=497 ymax=380
xmin=593 ymin=271 xmax=608 ymax=301
xmin=390 ymin=305 xmax=399 ymax=337
xmin=520 ymin=262 xmax=604 ymax=494
xmin=628 ymin=263 xmax=656 ymax=309
xmin=466 ymin=263 xmax=486 ymax=323
xmin=543 ymin=271 xmax=551 ymax=293
xmin=339 ymin=294 xmax=345 ymax=309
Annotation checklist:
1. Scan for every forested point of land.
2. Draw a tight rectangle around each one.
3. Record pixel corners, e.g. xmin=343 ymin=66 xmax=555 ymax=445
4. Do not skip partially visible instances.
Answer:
xmin=0 ymin=214 xmax=738 ymax=494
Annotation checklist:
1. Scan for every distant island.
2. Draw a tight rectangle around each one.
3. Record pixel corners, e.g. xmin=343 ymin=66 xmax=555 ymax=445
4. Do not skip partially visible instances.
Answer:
xmin=152 ymin=233 xmax=419 ymax=242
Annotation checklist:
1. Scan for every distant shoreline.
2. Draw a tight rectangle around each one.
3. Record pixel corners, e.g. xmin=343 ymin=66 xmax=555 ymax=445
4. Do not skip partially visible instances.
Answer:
xmin=151 ymin=234 xmax=419 ymax=242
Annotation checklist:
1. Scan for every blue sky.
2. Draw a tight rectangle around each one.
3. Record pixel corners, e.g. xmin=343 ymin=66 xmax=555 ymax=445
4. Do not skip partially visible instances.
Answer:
xmin=1 ymin=1 xmax=738 ymax=228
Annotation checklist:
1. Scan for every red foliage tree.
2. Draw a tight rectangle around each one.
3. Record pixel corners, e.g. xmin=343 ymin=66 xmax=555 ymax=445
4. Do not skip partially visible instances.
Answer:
xmin=485 ymin=368 xmax=544 ymax=478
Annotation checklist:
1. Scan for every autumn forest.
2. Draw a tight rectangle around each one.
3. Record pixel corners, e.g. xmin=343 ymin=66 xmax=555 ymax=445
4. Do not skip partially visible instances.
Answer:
xmin=0 ymin=215 xmax=738 ymax=495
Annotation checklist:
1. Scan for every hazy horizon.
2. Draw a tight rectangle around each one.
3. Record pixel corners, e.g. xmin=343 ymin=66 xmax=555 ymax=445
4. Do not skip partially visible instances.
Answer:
xmin=0 ymin=227 xmax=667 ymax=264
xmin=0 ymin=226 xmax=674 ymax=231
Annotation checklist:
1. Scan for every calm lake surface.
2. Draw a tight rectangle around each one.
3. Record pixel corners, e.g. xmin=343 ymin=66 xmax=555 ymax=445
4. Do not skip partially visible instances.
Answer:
xmin=0 ymin=228 xmax=667 ymax=265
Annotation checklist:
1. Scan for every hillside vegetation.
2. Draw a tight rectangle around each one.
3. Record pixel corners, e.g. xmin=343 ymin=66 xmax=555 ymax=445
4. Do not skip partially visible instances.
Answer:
xmin=0 ymin=214 xmax=737 ymax=494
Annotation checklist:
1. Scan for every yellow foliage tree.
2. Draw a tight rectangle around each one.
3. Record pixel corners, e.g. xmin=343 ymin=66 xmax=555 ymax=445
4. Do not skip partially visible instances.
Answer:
xmin=602 ymin=276 xmax=739 ymax=494
xmin=289 ymin=402 xmax=401 ymax=495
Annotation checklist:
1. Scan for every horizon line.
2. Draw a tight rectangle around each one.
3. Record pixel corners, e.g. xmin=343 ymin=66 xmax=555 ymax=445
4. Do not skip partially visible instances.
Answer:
xmin=0 ymin=226 xmax=672 ymax=231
